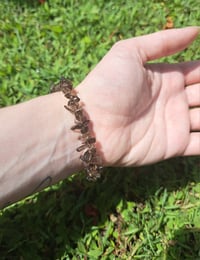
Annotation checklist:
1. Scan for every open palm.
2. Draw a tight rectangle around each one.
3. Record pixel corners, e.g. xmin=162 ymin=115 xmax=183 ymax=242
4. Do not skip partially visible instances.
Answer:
xmin=78 ymin=27 xmax=200 ymax=166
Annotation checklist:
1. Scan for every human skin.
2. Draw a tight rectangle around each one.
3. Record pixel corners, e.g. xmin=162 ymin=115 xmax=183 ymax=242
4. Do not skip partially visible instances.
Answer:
xmin=77 ymin=27 xmax=200 ymax=166
xmin=0 ymin=27 xmax=200 ymax=208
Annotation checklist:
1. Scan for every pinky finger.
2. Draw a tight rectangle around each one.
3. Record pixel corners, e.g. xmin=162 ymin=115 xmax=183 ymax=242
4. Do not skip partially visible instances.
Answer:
xmin=184 ymin=132 xmax=200 ymax=156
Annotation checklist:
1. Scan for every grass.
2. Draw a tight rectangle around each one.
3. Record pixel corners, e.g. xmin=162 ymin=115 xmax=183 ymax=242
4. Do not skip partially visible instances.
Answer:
xmin=0 ymin=0 xmax=200 ymax=259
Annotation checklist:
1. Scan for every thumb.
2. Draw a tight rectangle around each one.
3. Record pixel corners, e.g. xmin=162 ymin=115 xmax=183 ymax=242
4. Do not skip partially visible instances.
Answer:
xmin=132 ymin=27 xmax=200 ymax=62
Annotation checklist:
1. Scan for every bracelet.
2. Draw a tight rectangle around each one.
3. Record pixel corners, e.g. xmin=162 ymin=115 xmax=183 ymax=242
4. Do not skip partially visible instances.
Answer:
xmin=51 ymin=77 xmax=103 ymax=181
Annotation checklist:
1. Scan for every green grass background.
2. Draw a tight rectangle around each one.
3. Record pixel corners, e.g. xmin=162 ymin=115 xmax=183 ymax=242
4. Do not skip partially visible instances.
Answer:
xmin=0 ymin=0 xmax=200 ymax=259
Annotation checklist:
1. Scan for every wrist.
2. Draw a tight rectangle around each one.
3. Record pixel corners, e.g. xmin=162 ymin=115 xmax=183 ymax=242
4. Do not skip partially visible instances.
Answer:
xmin=76 ymin=82 xmax=107 ymax=166
xmin=53 ymin=78 xmax=103 ymax=180
xmin=48 ymin=91 xmax=84 ymax=181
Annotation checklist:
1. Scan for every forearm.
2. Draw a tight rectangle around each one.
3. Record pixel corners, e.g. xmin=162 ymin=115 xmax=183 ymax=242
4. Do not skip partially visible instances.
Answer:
xmin=0 ymin=92 xmax=82 ymax=208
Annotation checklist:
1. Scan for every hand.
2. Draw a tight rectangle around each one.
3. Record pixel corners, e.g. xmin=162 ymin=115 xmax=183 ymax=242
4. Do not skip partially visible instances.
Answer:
xmin=77 ymin=27 xmax=200 ymax=167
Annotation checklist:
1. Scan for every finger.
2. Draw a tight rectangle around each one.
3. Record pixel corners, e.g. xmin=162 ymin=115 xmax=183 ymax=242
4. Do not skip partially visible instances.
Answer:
xmin=186 ymin=83 xmax=200 ymax=107
xmin=183 ymin=132 xmax=200 ymax=156
xmin=180 ymin=60 xmax=200 ymax=85
xmin=190 ymin=108 xmax=200 ymax=131
xmin=131 ymin=27 xmax=200 ymax=62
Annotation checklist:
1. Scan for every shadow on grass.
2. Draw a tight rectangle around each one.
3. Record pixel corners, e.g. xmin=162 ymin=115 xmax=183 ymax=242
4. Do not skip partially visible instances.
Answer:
xmin=166 ymin=227 xmax=200 ymax=260
xmin=0 ymin=157 xmax=199 ymax=259
xmin=1 ymin=0 xmax=43 ymax=7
